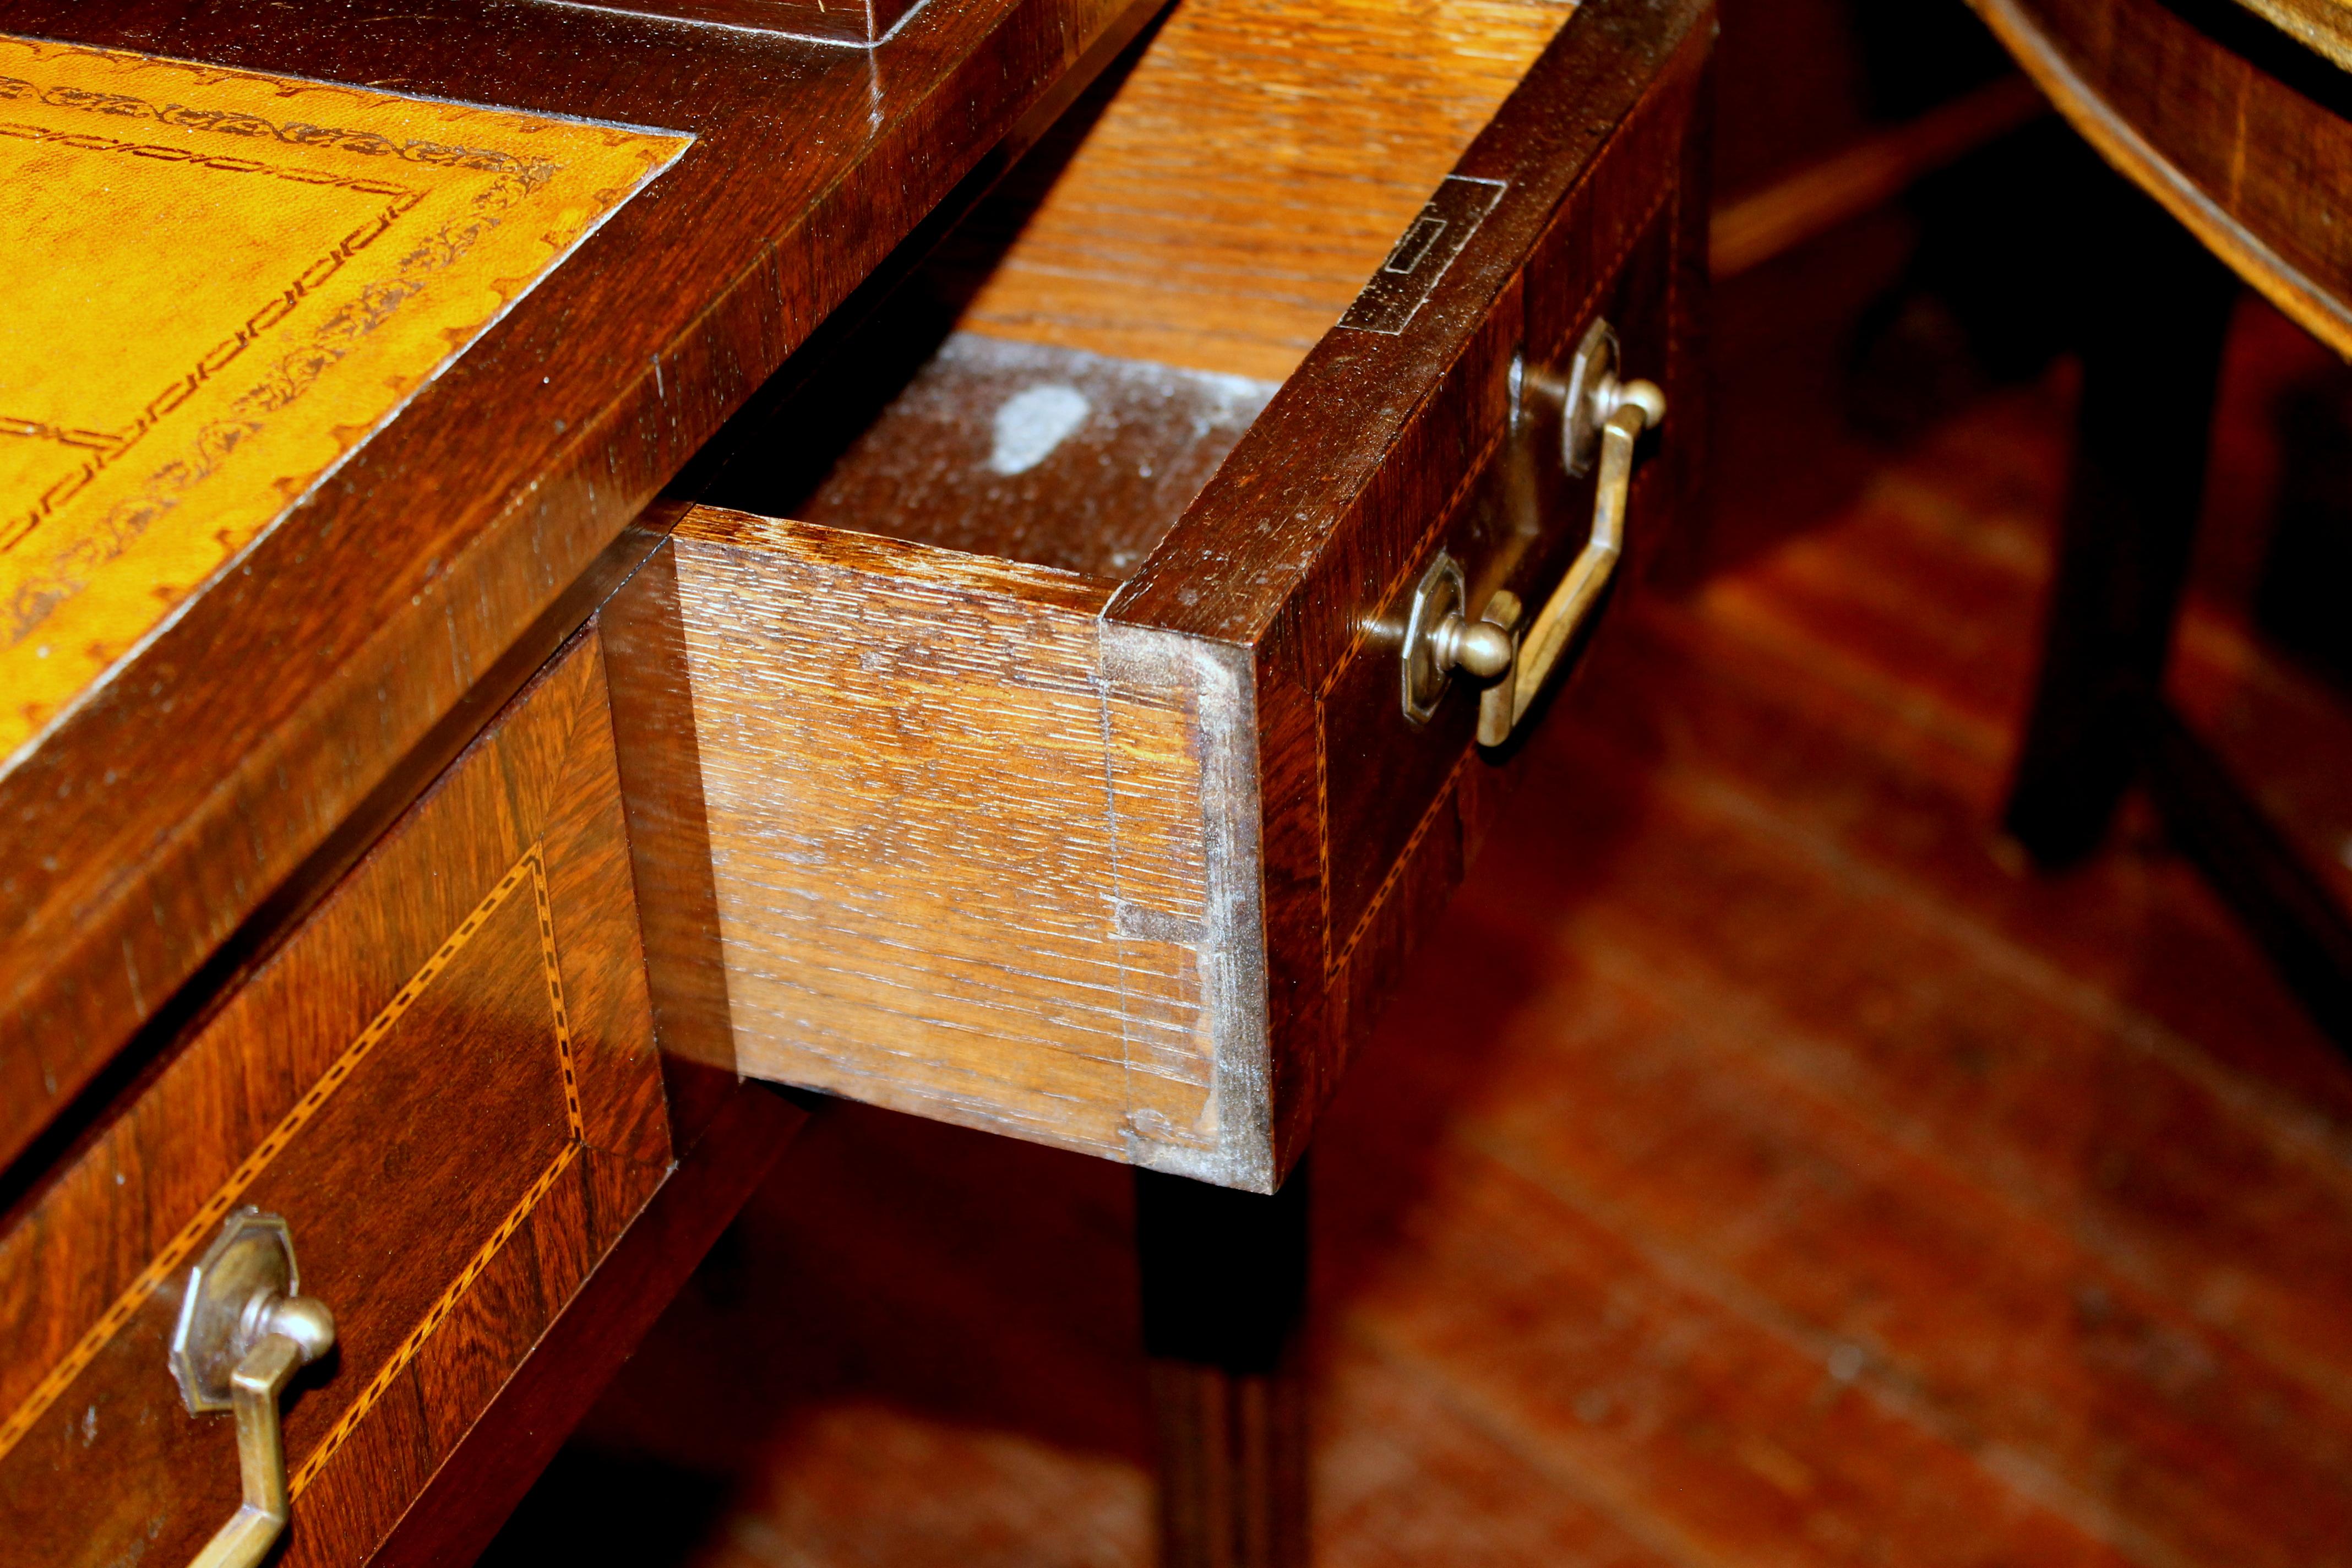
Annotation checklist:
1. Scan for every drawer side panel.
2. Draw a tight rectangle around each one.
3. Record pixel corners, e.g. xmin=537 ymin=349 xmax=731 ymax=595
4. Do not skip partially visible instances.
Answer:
xmin=671 ymin=511 xmax=1232 ymax=1166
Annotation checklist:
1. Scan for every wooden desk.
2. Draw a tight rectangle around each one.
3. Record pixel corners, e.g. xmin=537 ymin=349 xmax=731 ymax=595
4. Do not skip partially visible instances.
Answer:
xmin=0 ymin=0 xmax=1713 ymax=1560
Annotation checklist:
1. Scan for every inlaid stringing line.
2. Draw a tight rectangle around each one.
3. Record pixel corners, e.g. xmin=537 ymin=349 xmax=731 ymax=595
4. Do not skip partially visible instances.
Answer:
xmin=288 ymin=843 xmax=586 ymax=1491
xmin=0 ymin=842 xmax=543 ymax=1466
xmin=529 ymin=847 xmax=586 ymax=1142
xmin=287 ymin=1140 xmax=578 ymax=1495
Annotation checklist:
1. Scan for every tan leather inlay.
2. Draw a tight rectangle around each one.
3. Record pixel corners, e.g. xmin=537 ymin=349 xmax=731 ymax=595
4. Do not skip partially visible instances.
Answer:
xmin=0 ymin=37 xmax=689 ymax=757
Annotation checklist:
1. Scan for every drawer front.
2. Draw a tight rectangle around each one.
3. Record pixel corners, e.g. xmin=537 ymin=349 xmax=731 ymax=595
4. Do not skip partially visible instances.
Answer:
xmin=1104 ymin=0 xmax=1713 ymax=1182
xmin=0 ymin=629 xmax=668 ymax=1567
xmin=1317 ymin=209 xmax=1679 ymax=956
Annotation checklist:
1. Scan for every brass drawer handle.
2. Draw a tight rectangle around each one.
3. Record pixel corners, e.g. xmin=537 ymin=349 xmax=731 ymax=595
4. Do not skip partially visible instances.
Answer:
xmin=170 ymin=1211 xmax=337 ymax=1568
xmin=1402 ymin=319 xmax=1664 ymax=742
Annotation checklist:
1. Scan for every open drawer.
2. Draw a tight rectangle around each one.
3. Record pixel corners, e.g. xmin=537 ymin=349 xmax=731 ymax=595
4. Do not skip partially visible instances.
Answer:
xmin=628 ymin=0 xmax=1713 ymax=1192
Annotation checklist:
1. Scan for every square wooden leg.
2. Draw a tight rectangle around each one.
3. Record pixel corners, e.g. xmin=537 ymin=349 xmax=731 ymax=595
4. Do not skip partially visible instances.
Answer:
xmin=1135 ymin=1161 xmax=1311 ymax=1568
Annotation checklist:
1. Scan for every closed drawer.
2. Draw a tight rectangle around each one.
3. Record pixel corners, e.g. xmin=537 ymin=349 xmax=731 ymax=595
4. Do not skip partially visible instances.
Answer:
xmin=0 ymin=629 xmax=669 ymax=1566
xmin=644 ymin=0 xmax=1711 ymax=1192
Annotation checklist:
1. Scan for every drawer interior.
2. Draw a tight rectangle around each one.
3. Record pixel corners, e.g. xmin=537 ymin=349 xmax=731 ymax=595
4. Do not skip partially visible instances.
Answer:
xmin=701 ymin=320 xmax=1277 ymax=580
xmin=696 ymin=0 xmax=1579 ymax=575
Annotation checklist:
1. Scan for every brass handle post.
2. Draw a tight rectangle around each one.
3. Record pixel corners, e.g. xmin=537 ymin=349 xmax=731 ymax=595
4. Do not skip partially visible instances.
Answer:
xmin=171 ymin=1211 xmax=337 ymax=1568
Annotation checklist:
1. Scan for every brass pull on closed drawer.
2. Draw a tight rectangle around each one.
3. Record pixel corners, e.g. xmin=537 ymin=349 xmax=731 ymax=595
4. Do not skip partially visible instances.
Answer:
xmin=170 ymin=1210 xmax=337 ymax=1568
xmin=1402 ymin=318 xmax=1664 ymax=741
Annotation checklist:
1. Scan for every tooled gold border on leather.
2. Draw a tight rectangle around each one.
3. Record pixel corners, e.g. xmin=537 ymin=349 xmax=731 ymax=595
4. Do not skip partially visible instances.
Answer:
xmin=0 ymin=840 xmax=582 ymax=1472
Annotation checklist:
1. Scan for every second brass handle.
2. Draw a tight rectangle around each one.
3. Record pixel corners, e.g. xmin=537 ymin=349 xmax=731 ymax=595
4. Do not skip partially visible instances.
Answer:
xmin=171 ymin=1210 xmax=337 ymax=1568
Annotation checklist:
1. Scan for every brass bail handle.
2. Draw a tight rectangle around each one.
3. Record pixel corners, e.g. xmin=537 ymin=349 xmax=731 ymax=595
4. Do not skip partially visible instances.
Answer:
xmin=1401 ymin=318 xmax=1663 ymax=743
xmin=1487 ymin=371 xmax=1663 ymax=743
xmin=170 ymin=1210 xmax=337 ymax=1568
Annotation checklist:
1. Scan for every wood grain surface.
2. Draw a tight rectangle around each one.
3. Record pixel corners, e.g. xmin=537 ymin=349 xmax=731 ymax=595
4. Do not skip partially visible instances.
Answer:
xmin=0 ymin=0 xmax=1166 ymax=1181
xmin=945 ymin=0 xmax=1581 ymax=383
xmin=368 ymin=1080 xmax=806 ymax=1568
xmin=491 ymin=293 xmax=2352 ymax=1568
xmin=546 ymin=0 xmax=926 ymax=46
xmin=1136 ymin=1162 xmax=1313 ymax=1567
xmin=1969 ymin=0 xmax=2352 ymax=358
xmin=0 ymin=629 xmax=671 ymax=1567
xmin=666 ymin=509 xmax=1253 ymax=1177
xmin=597 ymin=510 xmax=747 ymax=1146
xmin=702 ymin=331 xmax=1276 ymax=578
xmin=2235 ymin=0 xmax=2352 ymax=71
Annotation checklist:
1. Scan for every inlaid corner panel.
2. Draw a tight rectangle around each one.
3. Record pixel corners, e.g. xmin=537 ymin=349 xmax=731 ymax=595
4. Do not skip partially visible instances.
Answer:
xmin=0 ymin=629 xmax=671 ymax=1567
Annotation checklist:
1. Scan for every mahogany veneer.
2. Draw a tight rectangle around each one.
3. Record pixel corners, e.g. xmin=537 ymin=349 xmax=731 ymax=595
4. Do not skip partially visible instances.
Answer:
xmin=0 ymin=632 xmax=671 ymax=1566
xmin=1970 ymin=0 xmax=2352 ymax=356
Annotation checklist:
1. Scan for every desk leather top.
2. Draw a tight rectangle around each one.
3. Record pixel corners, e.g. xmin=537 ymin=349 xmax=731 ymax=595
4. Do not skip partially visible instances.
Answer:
xmin=1 ymin=37 xmax=689 ymax=758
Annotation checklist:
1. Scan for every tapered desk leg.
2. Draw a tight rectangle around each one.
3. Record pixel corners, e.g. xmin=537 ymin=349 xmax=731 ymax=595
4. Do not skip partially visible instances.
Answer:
xmin=1135 ymin=1160 xmax=1310 ymax=1568
xmin=2003 ymin=184 xmax=2239 ymax=863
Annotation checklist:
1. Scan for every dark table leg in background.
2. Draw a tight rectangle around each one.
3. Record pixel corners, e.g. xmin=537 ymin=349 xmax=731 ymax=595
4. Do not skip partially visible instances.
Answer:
xmin=2003 ymin=180 xmax=2240 ymax=863
xmin=2002 ymin=176 xmax=2352 ymax=1044
xmin=1135 ymin=1159 xmax=1311 ymax=1568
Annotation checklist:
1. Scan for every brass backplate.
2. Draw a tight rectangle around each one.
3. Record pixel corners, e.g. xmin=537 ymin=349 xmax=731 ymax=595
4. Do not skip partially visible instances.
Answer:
xmin=170 ymin=1210 xmax=299 ymax=1414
